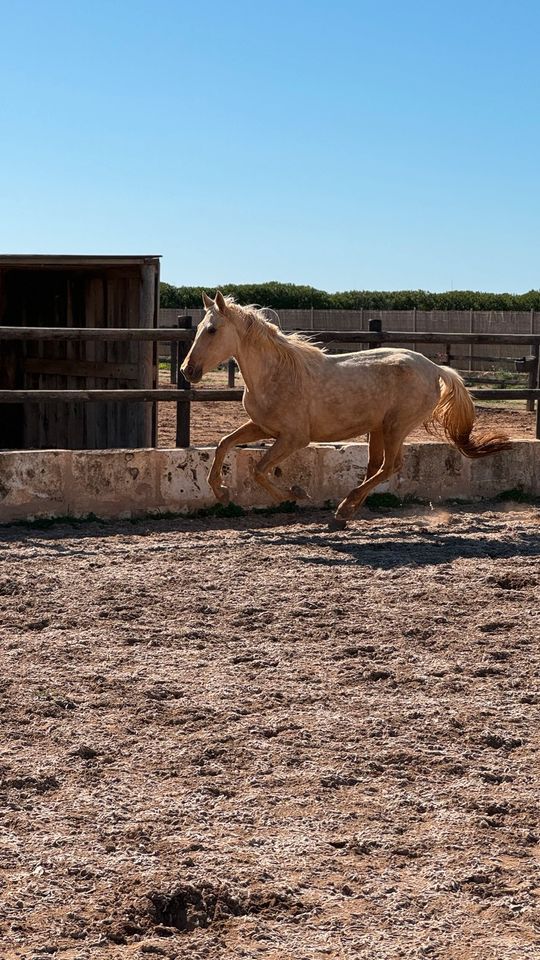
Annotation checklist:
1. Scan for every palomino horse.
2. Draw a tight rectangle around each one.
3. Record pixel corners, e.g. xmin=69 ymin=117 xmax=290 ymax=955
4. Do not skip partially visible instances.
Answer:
xmin=182 ymin=292 xmax=511 ymax=529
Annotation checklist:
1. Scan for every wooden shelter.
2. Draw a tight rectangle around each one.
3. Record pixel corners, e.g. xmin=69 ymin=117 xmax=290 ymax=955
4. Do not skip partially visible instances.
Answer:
xmin=0 ymin=255 xmax=160 ymax=449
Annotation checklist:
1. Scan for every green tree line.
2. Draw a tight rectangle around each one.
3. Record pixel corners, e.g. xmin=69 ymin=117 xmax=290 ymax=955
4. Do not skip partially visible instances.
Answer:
xmin=160 ymin=281 xmax=540 ymax=311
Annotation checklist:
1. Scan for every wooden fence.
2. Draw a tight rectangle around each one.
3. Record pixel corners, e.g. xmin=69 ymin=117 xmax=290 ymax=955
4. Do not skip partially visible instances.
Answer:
xmin=0 ymin=326 xmax=539 ymax=445
xmin=160 ymin=307 xmax=540 ymax=372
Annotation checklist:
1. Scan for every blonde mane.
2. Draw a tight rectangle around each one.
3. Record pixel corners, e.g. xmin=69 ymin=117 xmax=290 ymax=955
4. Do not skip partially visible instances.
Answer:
xmin=223 ymin=297 xmax=324 ymax=379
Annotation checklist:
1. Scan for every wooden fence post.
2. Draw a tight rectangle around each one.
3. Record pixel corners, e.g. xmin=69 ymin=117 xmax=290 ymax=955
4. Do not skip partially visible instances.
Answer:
xmin=533 ymin=342 xmax=540 ymax=438
xmin=170 ymin=317 xmax=179 ymax=384
xmin=368 ymin=317 xmax=382 ymax=348
xmin=227 ymin=359 xmax=236 ymax=387
xmin=176 ymin=316 xmax=193 ymax=448
xmin=527 ymin=342 xmax=539 ymax=414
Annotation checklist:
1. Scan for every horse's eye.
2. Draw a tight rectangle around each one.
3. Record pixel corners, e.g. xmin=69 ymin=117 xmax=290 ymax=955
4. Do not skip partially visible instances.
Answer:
xmin=208 ymin=326 xmax=217 ymax=335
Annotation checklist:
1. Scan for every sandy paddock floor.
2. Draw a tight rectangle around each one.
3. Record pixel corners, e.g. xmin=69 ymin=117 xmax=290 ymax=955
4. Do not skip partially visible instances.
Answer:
xmin=1 ymin=504 xmax=540 ymax=960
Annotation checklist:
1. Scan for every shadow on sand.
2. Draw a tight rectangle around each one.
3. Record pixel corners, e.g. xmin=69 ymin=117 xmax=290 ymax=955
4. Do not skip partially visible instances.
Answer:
xmin=1 ymin=503 xmax=539 ymax=571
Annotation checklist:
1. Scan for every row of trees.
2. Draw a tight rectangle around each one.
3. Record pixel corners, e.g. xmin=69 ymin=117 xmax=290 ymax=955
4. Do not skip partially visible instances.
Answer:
xmin=160 ymin=281 xmax=540 ymax=312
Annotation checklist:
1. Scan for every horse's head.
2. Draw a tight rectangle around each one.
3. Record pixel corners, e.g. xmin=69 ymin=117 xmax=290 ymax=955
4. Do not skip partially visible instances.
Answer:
xmin=181 ymin=291 xmax=237 ymax=384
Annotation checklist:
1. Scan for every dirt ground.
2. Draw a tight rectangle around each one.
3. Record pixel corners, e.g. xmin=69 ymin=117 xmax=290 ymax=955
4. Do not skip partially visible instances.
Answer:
xmin=157 ymin=371 xmax=537 ymax=447
xmin=1 ymin=504 xmax=540 ymax=959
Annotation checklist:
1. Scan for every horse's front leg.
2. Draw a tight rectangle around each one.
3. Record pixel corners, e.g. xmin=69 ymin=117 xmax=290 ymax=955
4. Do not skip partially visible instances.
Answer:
xmin=208 ymin=421 xmax=269 ymax=502
xmin=252 ymin=434 xmax=310 ymax=503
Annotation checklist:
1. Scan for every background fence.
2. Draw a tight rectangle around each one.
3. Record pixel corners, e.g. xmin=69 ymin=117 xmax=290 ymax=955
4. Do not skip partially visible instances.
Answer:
xmin=160 ymin=308 xmax=540 ymax=372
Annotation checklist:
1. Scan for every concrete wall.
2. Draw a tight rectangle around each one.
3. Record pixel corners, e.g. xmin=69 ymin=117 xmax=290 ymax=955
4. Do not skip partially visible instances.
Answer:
xmin=1 ymin=442 xmax=539 ymax=524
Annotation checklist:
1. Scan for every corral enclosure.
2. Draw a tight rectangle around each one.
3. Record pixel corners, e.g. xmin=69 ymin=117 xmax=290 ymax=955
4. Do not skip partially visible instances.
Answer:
xmin=0 ymin=255 xmax=160 ymax=450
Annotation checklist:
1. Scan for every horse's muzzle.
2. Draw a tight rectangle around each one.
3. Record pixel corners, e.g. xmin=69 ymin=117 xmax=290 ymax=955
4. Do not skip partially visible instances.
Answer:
xmin=181 ymin=363 xmax=203 ymax=384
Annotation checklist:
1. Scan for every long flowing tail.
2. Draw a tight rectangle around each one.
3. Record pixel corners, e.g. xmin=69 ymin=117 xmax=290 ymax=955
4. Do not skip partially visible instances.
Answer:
xmin=428 ymin=366 xmax=512 ymax=458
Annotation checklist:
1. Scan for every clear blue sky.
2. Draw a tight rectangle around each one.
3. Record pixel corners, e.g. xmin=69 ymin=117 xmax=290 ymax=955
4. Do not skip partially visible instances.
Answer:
xmin=1 ymin=0 xmax=539 ymax=292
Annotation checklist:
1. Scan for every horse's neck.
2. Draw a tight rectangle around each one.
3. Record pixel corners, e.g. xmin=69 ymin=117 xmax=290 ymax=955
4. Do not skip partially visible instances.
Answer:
xmin=234 ymin=328 xmax=281 ymax=394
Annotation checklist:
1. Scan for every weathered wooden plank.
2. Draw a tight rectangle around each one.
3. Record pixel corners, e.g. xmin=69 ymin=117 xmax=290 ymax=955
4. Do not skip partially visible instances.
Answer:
xmin=65 ymin=275 xmax=77 ymax=448
xmin=121 ymin=275 xmax=139 ymax=446
xmin=470 ymin=389 xmax=540 ymax=400
xmin=106 ymin=275 xmax=119 ymax=447
xmin=19 ymin=285 xmax=39 ymax=448
xmin=72 ymin=275 xmax=90 ymax=447
xmin=1 ymin=388 xmax=537 ymax=403
xmin=84 ymin=276 xmax=96 ymax=448
xmin=309 ymin=332 xmax=540 ymax=345
xmin=55 ymin=273 xmax=72 ymax=448
xmin=85 ymin=274 xmax=108 ymax=449
xmin=23 ymin=359 xmax=140 ymax=380
xmin=0 ymin=255 xmax=160 ymax=267
xmin=0 ymin=327 xmax=195 ymax=341
xmin=527 ymin=343 xmax=540 ymax=413
xmin=176 ymin=317 xmax=193 ymax=447
xmin=2 ymin=327 xmax=540 ymax=345
xmin=0 ymin=389 xmax=245 ymax=402
xmin=139 ymin=263 xmax=157 ymax=446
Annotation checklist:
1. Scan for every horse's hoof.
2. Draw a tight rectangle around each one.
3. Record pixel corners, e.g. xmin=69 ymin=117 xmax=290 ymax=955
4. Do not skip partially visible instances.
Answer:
xmin=290 ymin=485 xmax=310 ymax=501
xmin=328 ymin=515 xmax=347 ymax=531
xmin=214 ymin=486 xmax=230 ymax=505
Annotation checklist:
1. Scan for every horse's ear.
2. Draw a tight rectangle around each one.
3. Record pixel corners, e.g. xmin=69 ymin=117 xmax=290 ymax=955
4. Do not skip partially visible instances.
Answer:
xmin=202 ymin=291 xmax=214 ymax=310
xmin=215 ymin=291 xmax=227 ymax=314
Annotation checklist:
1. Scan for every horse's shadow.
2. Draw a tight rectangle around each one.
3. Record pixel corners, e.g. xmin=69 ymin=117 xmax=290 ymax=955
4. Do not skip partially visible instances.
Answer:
xmin=245 ymin=519 xmax=540 ymax=570
xmin=2 ymin=506 xmax=539 ymax=571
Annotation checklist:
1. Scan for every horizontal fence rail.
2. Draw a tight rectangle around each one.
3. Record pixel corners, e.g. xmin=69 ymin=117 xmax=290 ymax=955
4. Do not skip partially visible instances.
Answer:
xmin=2 ymin=326 xmax=540 ymax=344
xmin=310 ymin=331 xmax=540 ymax=345
xmin=0 ymin=326 xmax=195 ymax=341
xmin=0 ymin=389 xmax=244 ymax=402
xmin=1 ymin=389 xmax=539 ymax=403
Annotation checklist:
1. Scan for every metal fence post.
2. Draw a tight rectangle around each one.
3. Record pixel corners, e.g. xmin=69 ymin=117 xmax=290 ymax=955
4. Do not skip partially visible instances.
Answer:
xmin=176 ymin=316 xmax=193 ymax=447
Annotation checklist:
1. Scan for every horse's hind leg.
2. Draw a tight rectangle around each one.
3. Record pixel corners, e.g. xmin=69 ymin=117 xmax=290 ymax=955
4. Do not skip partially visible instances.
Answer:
xmin=366 ymin=429 xmax=384 ymax=479
xmin=330 ymin=433 xmax=404 ymax=530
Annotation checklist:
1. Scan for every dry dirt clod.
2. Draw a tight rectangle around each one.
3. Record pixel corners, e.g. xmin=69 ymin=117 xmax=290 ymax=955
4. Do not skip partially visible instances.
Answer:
xmin=69 ymin=745 xmax=100 ymax=760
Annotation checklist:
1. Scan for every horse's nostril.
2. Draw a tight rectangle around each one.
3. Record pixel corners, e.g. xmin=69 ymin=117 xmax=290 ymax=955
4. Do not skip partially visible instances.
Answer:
xmin=182 ymin=363 xmax=201 ymax=383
